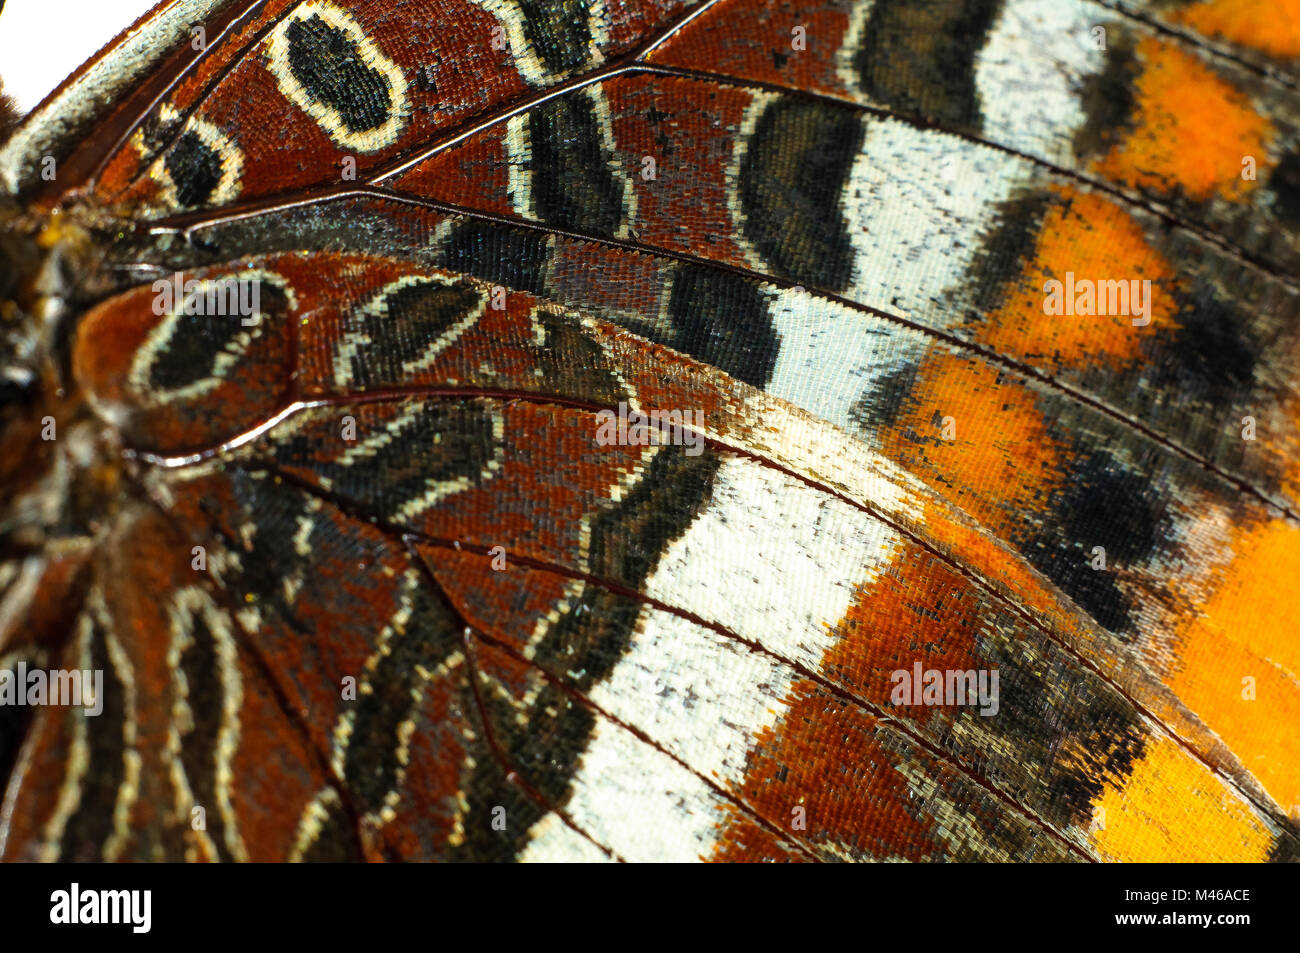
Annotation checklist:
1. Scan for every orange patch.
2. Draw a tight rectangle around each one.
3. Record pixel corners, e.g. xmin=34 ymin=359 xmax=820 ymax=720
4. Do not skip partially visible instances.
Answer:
xmin=821 ymin=543 xmax=983 ymax=705
xmin=715 ymin=544 xmax=1016 ymax=860
xmin=1168 ymin=517 xmax=1300 ymax=811
xmin=1091 ymin=37 xmax=1273 ymax=202
xmin=1170 ymin=0 xmax=1300 ymax=59
xmin=1090 ymin=735 xmax=1275 ymax=862
xmin=880 ymin=351 xmax=1067 ymax=539
xmin=918 ymin=505 xmax=1070 ymax=625
xmin=977 ymin=188 xmax=1178 ymax=367
xmin=710 ymin=814 xmax=810 ymax=862
xmin=715 ymin=678 xmax=939 ymax=861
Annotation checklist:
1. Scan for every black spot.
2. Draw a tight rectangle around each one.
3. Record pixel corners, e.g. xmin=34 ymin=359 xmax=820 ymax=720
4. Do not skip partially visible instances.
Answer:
xmin=164 ymin=129 xmax=226 ymax=208
xmin=1018 ymin=449 xmax=1167 ymax=635
xmin=340 ymin=279 xmax=484 ymax=390
xmin=147 ymin=312 xmax=245 ymax=393
xmin=285 ymin=14 xmax=393 ymax=134
xmin=1148 ymin=281 xmax=1257 ymax=412
xmin=441 ymin=221 xmax=550 ymax=295
xmin=146 ymin=281 xmax=289 ymax=395
xmin=1268 ymin=146 xmax=1300 ymax=226
xmin=514 ymin=0 xmax=594 ymax=75
xmin=664 ymin=265 xmax=780 ymax=388
xmin=738 ymin=98 xmax=864 ymax=291
xmin=529 ymin=95 xmax=627 ymax=237
xmin=1073 ymin=31 xmax=1141 ymax=160
xmin=854 ymin=0 xmax=1004 ymax=130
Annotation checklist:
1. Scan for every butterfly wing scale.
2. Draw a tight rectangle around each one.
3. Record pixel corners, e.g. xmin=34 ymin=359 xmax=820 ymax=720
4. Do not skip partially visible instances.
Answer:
xmin=1 ymin=0 xmax=1298 ymax=861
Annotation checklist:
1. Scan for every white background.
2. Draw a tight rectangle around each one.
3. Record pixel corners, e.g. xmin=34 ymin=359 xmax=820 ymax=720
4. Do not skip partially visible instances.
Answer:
xmin=0 ymin=0 xmax=159 ymax=112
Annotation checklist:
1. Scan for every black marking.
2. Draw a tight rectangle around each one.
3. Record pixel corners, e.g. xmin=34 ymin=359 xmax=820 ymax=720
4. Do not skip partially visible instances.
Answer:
xmin=221 ymin=474 xmax=320 ymax=635
xmin=1269 ymin=145 xmax=1300 ymax=226
xmin=450 ymin=677 xmax=558 ymax=862
xmin=1073 ymin=30 xmax=1141 ymax=160
xmin=980 ymin=617 xmax=1148 ymax=827
xmin=1018 ymin=449 xmax=1167 ymax=635
xmin=663 ymin=265 xmax=780 ymax=388
xmin=341 ymin=580 xmax=460 ymax=814
xmin=738 ymin=98 xmax=864 ymax=291
xmin=441 ymin=221 xmax=551 ymax=294
xmin=967 ymin=190 xmax=1056 ymax=319
xmin=59 ymin=622 xmax=127 ymax=862
xmin=285 ymin=14 xmax=394 ymax=134
xmin=529 ymin=308 xmax=632 ymax=407
xmin=849 ymin=359 xmax=922 ymax=434
xmin=514 ymin=0 xmax=595 ymax=76
xmin=854 ymin=0 xmax=1004 ymax=130
xmin=147 ymin=312 xmax=245 ymax=393
xmin=272 ymin=399 xmax=500 ymax=522
xmin=450 ymin=448 xmax=723 ymax=860
xmin=529 ymin=95 xmax=627 ymax=237
xmin=1148 ymin=280 xmax=1257 ymax=415
xmin=176 ymin=605 xmax=233 ymax=861
xmin=144 ymin=280 xmax=288 ymax=395
xmin=339 ymin=278 xmax=484 ymax=390
xmin=164 ymin=129 xmax=226 ymax=208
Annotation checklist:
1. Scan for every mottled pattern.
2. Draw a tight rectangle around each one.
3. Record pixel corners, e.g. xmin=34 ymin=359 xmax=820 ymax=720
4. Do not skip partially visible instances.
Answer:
xmin=0 ymin=0 xmax=1298 ymax=863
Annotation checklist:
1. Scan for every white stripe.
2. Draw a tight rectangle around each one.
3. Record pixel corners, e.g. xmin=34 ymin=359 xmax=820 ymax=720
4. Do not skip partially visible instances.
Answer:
xmin=587 ymin=606 xmax=792 ymax=787
xmin=553 ymin=716 xmax=727 ymax=862
xmin=765 ymin=286 xmax=926 ymax=438
xmin=641 ymin=454 xmax=902 ymax=672
xmin=977 ymin=0 xmax=1107 ymax=165
xmin=518 ymin=812 xmax=615 ymax=863
xmin=532 ymin=455 xmax=904 ymax=859
xmin=843 ymin=120 xmax=1026 ymax=326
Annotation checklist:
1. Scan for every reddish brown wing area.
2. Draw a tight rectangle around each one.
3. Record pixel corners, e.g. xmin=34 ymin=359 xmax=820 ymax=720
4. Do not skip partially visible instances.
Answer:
xmin=1 ymin=0 xmax=1298 ymax=862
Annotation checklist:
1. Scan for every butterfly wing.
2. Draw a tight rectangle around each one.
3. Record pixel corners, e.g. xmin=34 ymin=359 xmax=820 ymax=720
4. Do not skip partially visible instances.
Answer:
xmin=1 ymin=0 xmax=1297 ymax=861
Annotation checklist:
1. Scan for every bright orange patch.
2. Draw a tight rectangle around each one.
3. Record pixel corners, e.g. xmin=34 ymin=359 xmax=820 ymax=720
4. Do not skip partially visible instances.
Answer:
xmin=1090 ymin=735 xmax=1275 ymax=861
xmin=977 ymin=188 xmax=1178 ymax=368
xmin=1168 ymin=518 xmax=1300 ymax=811
xmin=1171 ymin=0 xmax=1300 ymax=59
xmin=1092 ymin=37 xmax=1273 ymax=202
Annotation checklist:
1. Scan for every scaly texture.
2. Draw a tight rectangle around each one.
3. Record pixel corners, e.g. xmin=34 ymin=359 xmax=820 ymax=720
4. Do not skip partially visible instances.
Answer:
xmin=0 ymin=0 xmax=1297 ymax=862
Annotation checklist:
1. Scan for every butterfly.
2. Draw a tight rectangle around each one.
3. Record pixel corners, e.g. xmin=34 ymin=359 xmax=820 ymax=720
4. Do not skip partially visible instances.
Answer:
xmin=0 ymin=0 xmax=1296 ymax=863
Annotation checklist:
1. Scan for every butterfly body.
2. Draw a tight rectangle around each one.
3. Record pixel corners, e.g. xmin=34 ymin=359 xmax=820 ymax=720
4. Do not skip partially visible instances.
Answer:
xmin=1 ymin=0 xmax=1298 ymax=862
